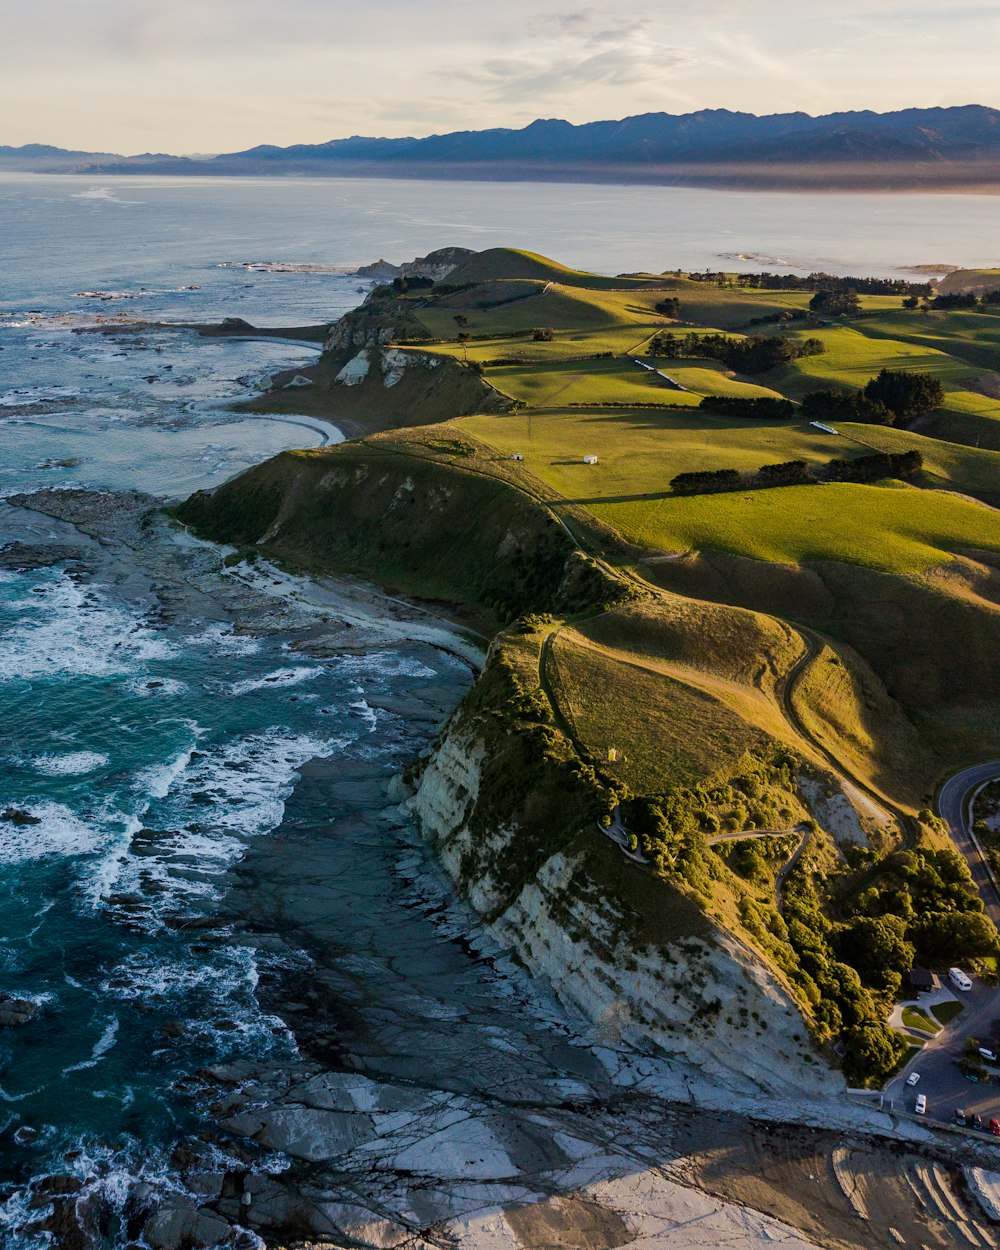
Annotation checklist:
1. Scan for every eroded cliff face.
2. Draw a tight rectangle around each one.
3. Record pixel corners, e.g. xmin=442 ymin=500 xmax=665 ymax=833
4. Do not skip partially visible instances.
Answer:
xmin=411 ymin=724 xmax=842 ymax=1100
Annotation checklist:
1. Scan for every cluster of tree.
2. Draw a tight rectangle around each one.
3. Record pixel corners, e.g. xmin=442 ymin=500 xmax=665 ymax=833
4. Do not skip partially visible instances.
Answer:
xmin=801 ymin=389 xmax=892 ymax=425
xmin=747 ymin=309 xmax=809 ymax=327
xmin=391 ymin=275 xmax=434 ymax=293
xmin=649 ymin=330 xmax=823 ymax=375
xmin=699 ymin=395 xmax=796 ymax=419
xmin=930 ymin=292 xmax=979 ymax=310
xmin=826 ymin=450 xmax=922 ymax=483
xmin=655 ymin=297 xmax=681 ymax=317
xmin=686 ymin=271 xmax=928 ymax=295
xmin=670 ymin=450 xmax=922 ymax=496
xmin=803 ymin=369 xmax=945 ymax=427
xmin=778 ymin=870 xmax=908 ymax=1085
xmin=532 ymin=326 xmax=555 ymax=341
xmin=842 ymin=847 xmax=998 ymax=977
xmin=670 ymin=468 xmax=743 ymax=495
xmin=810 ymin=289 xmax=861 ymax=317
xmin=766 ymin=840 xmax=995 ymax=1085
xmin=912 ymin=290 xmax=1000 ymax=311
xmin=624 ymin=760 xmax=998 ymax=1087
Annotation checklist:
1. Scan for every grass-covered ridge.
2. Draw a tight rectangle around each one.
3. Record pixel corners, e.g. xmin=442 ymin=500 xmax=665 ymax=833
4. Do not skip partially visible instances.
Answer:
xmin=180 ymin=246 xmax=1000 ymax=1088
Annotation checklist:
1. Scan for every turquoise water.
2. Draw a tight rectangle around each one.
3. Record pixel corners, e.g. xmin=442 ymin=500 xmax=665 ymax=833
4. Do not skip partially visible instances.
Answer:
xmin=0 ymin=553 xmax=464 ymax=1242
xmin=0 ymin=175 xmax=471 ymax=1244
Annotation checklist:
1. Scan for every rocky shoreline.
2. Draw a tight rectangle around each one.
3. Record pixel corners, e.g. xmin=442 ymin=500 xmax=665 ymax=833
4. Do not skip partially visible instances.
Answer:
xmin=3 ymin=489 xmax=999 ymax=1249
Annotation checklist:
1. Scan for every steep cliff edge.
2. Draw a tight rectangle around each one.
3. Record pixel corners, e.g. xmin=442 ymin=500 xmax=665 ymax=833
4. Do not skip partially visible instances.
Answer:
xmin=409 ymin=688 xmax=840 ymax=1099
xmin=176 ymin=431 xmax=911 ymax=1092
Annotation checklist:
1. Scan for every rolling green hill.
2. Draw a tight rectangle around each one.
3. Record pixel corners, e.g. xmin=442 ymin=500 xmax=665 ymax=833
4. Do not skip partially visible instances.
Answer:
xmin=181 ymin=246 xmax=1000 ymax=1090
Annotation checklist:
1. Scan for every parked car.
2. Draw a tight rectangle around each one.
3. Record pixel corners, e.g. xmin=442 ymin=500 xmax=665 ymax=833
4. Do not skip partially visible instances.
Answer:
xmin=980 ymin=1047 xmax=998 ymax=1063
xmin=973 ymin=1113 xmax=984 ymax=1130
xmin=915 ymin=1094 xmax=927 ymax=1114
xmin=906 ymin=1071 xmax=921 ymax=1086
xmin=991 ymin=1118 xmax=1000 ymax=1137
xmin=949 ymin=968 xmax=973 ymax=991
xmin=956 ymin=1108 xmax=967 ymax=1125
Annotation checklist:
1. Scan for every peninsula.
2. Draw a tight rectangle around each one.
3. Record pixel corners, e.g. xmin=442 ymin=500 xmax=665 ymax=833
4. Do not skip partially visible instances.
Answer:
xmin=178 ymin=245 xmax=1000 ymax=1114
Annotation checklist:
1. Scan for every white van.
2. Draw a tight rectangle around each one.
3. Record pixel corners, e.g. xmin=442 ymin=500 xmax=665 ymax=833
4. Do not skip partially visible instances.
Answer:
xmin=949 ymin=968 xmax=973 ymax=991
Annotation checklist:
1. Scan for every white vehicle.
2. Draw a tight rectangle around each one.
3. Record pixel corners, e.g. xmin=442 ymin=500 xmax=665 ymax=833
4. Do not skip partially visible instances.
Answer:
xmin=980 ymin=1047 xmax=998 ymax=1063
xmin=915 ymin=1094 xmax=927 ymax=1115
xmin=906 ymin=1071 xmax=921 ymax=1087
xmin=949 ymin=968 xmax=973 ymax=991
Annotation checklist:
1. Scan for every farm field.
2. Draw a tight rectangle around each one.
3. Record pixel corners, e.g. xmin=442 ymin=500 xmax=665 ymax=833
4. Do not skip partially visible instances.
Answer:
xmin=483 ymin=355 xmax=783 ymax=409
xmin=460 ymin=408 xmax=860 ymax=501
xmin=588 ymin=480 xmax=1000 ymax=575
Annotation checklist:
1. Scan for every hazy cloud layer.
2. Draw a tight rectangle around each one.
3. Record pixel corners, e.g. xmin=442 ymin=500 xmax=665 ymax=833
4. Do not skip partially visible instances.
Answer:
xmin=2 ymin=0 xmax=998 ymax=152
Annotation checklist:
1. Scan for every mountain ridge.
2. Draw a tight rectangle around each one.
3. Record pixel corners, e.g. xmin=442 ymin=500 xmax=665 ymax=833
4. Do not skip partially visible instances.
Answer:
xmin=5 ymin=105 xmax=1000 ymax=189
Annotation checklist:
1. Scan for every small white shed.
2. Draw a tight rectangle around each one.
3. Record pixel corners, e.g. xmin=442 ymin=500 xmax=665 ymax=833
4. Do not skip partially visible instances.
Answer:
xmin=583 ymin=454 xmax=599 ymax=465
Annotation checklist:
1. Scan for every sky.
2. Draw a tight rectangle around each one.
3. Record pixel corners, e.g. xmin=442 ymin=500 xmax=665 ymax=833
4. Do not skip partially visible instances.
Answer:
xmin=3 ymin=0 xmax=1000 ymax=154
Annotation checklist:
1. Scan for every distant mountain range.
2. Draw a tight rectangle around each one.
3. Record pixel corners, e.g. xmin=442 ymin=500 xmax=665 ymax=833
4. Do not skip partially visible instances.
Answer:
xmin=5 ymin=106 xmax=1000 ymax=189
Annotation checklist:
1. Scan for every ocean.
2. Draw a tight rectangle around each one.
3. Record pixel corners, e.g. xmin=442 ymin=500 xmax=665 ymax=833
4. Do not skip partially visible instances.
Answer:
xmin=0 ymin=171 xmax=995 ymax=1247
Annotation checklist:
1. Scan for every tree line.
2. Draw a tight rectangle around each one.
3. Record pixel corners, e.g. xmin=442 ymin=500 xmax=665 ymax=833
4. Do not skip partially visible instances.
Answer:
xmin=670 ymin=450 xmax=922 ymax=496
xmin=649 ymin=330 xmax=823 ymax=375
xmin=684 ymin=271 xmax=930 ymax=295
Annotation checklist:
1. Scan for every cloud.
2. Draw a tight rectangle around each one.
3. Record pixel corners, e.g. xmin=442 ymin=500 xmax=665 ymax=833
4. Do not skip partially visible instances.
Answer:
xmin=463 ymin=12 xmax=697 ymax=104
xmin=1 ymin=0 xmax=998 ymax=152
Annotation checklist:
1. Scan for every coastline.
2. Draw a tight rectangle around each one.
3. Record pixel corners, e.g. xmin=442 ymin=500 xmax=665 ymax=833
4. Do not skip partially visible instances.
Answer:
xmin=6 ymin=162 xmax=1000 ymax=196
xmin=8 ymin=489 xmax=999 ymax=1249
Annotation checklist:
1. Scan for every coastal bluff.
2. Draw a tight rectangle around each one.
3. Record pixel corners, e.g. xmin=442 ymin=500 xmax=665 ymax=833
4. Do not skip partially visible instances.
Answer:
xmin=408 ymin=690 xmax=840 ymax=1100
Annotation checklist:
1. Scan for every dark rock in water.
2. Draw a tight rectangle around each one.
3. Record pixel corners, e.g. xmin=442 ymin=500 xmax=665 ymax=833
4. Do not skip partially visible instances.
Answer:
xmin=14 ymin=1125 xmax=39 ymax=1143
xmin=190 ymin=792 xmax=216 ymax=805
xmin=143 ymin=1201 xmax=234 ymax=1249
xmin=1 ymin=807 xmax=41 ymax=825
xmin=32 ymin=1175 xmax=84 ymax=1200
xmin=0 ymin=993 xmax=40 ymax=1027
xmin=219 ymin=317 xmax=255 ymax=332
xmin=146 ymin=680 xmax=164 ymax=689
xmin=0 ymin=541 xmax=89 ymax=570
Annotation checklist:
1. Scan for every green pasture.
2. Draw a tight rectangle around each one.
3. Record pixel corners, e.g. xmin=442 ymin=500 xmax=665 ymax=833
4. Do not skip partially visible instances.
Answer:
xmin=418 ymin=283 xmax=676 ymax=356
xmin=838 ymin=422 xmax=1000 ymax=502
xmin=548 ymin=630 xmax=765 ymax=793
xmin=484 ymin=356 xmax=781 ymax=409
xmin=442 ymin=247 xmax=664 ymax=290
xmin=586 ymin=481 xmax=1000 ymax=575
xmin=459 ymin=407 xmax=858 ymax=502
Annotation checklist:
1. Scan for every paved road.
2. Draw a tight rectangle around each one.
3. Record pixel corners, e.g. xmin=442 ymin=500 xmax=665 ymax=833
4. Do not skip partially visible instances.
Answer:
xmin=883 ymin=763 xmax=1000 ymax=1127
xmin=888 ymin=979 xmax=1000 ymax=1128
xmin=938 ymin=761 xmax=1000 ymax=927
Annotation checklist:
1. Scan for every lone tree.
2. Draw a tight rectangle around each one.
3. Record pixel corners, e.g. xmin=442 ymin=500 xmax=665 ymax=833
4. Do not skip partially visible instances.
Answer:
xmin=655 ymin=297 xmax=681 ymax=318
xmin=862 ymin=369 xmax=944 ymax=425
xmin=532 ymin=327 xmax=555 ymax=341
xmin=810 ymin=288 xmax=862 ymax=317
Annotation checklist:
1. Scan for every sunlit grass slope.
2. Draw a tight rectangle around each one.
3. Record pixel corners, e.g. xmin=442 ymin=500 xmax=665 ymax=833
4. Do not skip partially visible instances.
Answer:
xmin=458 ymin=408 xmax=858 ymax=502
xmin=588 ymin=482 xmax=1000 ymax=575
xmin=442 ymin=247 xmax=664 ymax=290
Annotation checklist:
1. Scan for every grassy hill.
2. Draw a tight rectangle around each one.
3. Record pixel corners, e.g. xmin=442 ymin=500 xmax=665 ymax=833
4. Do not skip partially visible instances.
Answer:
xmin=442 ymin=247 xmax=664 ymax=290
xmin=180 ymin=248 xmax=1000 ymax=1089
